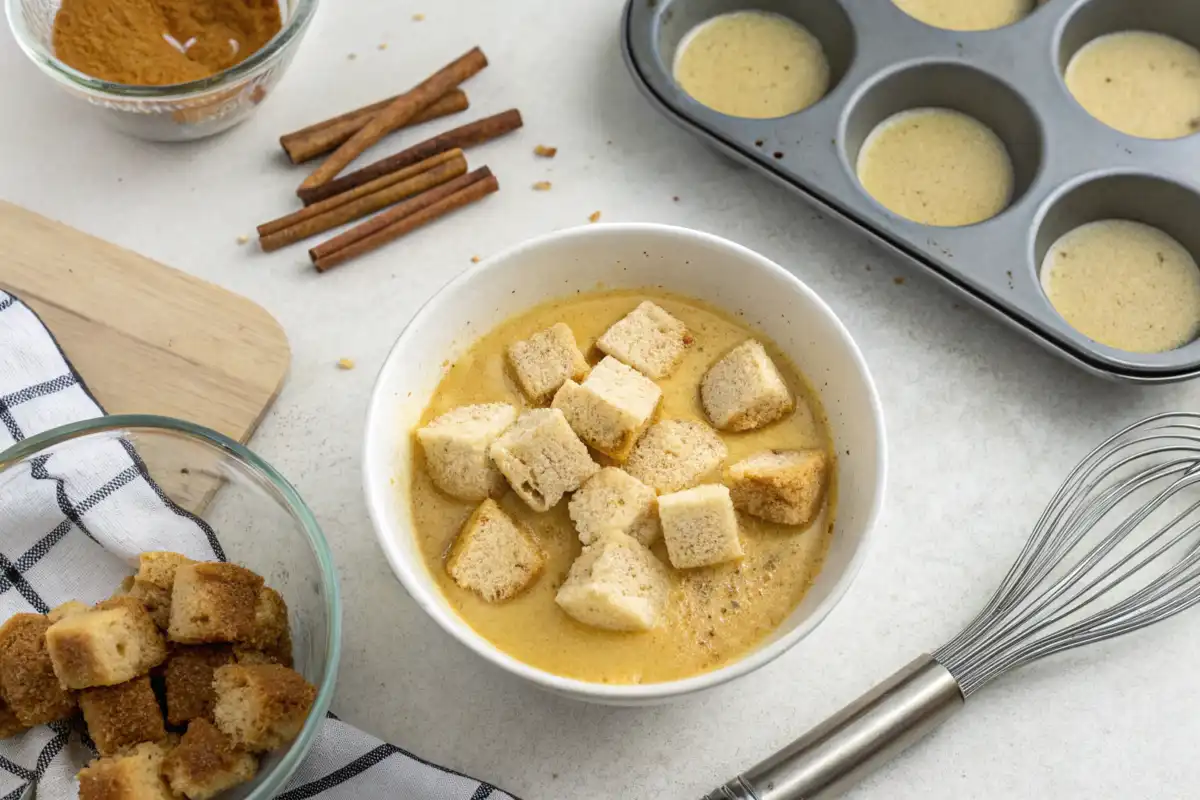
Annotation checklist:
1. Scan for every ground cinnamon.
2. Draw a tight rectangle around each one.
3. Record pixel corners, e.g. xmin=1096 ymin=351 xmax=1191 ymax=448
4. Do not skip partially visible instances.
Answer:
xmin=52 ymin=0 xmax=281 ymax=85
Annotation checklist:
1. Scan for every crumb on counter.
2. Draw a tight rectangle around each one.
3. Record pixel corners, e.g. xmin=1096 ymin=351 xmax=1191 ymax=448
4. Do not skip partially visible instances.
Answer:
xmin=412 ymin=12 xmax=424 ymax=20
xmin=534 ymin=145 xmax=557 ymax=158
xmin=337 ymin=358 xmax=356 ymax=370
xmin=471 ymin=255 xmax=481 ymax=263
xmin=532 ymin=181 xmax=552 ymax=191
xmin=347 ymin=53 xmax=357 ymax=60
xmin=378 ymin=42 xmax=388 ymax=50
xmin=672 ymin=196 xmax=680 ymax=202
xmin=236 ymin=235 xmax=249 ymax=245
xmin=589 ymin=211 xmax=602 ymax=223
xmin=893 ymin=277 xmax=905 ymax=285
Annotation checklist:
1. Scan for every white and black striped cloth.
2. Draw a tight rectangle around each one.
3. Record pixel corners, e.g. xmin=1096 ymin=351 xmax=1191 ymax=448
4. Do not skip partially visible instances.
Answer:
xmin=0 ymin=290 xmax=519 ymax=800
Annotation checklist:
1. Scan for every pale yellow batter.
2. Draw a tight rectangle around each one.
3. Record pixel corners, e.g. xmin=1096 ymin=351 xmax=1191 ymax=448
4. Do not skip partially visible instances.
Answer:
xmin=673 ymin=11 xmax=830 ymax=119
xmin=409 ymin=290 xmax=836 ymax=684
xmin=1065 ymin=31 xmax=1200 ymax=140
xmin=893 ymin=0 xmax=1035 ymax=31
xmin=1042 ymin=220 xmax=1200 ymax=353
xmin=857 ymin=108 xmax=1015 ymax=227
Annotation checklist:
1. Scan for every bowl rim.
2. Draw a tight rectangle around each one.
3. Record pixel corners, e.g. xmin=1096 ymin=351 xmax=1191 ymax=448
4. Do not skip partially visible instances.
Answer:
xmin=0 ymin=413 xmax=342 ymax=794
xmin=363 ymin=222 xmax=887 ymax=702
xmin=4 ymin=0 xmax=319 ymax=99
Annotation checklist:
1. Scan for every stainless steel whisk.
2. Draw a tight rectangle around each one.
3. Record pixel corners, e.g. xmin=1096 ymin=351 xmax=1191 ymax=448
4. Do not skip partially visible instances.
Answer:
xmin=706 ymin=412 xmax=1200 ymax=800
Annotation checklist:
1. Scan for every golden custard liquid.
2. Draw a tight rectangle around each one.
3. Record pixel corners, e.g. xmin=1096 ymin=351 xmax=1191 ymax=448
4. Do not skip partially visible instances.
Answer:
xmin=1065 ymin=31 xmax=1200 ymax=140
xmin=857 ymin=108 xmax=1015 ymax=227
xmin=409 ymin=290 xmax=836 ymax=684
xmin=1042 ymin=220 xmax=1200 ymax=353
xmin=893 ymin=0 xmax=1035 ymax=31
xmin=673 ymin=11 xmax=830 ymax=119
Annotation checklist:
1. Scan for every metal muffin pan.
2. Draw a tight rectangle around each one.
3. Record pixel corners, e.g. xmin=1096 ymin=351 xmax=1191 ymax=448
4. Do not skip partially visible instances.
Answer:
xmin=622 ymin=0 xmax=1200 ymax=381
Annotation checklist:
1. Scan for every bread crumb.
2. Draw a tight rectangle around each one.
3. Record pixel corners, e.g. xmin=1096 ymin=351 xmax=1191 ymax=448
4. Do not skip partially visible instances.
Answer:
xmin=412 ymin=12 xmax=424 ymax=20
xmin=532 ymin=181 xmax=552 ymax=191
xmin=378 ymin=42 xmax=388 ymax=50
xmin=589 ymin=211 xmax=601 ymax=223
xmin=471 ymin=255 xmax=481 ymax=263
xmin=347 ymin=53 xmax=357 ymax=60
xmin=534 ymin=145 xmax=557 ymax=158
xmin=337 ymin=358 xmax=355 ymax=370
xmin=236 ymin=235 xmax=249 ymax=245
xmin=893 ymin=277 xmax=905 ymax=285
xmin=672 ymin=196 xmax=680 ymax=202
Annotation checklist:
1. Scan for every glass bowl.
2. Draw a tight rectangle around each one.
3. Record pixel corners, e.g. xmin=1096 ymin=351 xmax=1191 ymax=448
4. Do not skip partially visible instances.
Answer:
xmin=0 ymin=415 xmax=341 ymax=798
xmin=5 ymin=0 xmax=318 ymax=141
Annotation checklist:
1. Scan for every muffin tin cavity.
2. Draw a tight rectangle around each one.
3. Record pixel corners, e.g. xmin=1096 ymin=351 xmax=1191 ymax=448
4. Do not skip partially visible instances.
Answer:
xmin=892 ymin=0 xmax=1036 ymax=33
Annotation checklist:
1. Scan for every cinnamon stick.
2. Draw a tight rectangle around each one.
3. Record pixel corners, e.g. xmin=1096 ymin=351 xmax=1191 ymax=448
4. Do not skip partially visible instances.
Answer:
xmin=297 ymin=109 xmax=522 ymax=205
xmin=258 ymin=149 xmax=465 ymax=238
xmin=259 ymin=157 xmax=468 ymax=252
xmin=299 ymin=47 xmax=488 ymax=192
xmin=280 ymin=89 xmax=469 ymax=164
xmin=311 ymin=167 xmax=497 ymax=271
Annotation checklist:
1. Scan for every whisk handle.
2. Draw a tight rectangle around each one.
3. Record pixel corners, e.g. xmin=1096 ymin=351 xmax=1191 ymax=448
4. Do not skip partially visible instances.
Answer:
xmin=703 ymin=655 xmax=963 ymax=800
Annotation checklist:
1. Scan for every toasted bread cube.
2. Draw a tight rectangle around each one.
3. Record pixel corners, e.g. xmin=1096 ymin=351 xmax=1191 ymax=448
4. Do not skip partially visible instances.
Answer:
xmin=568 ymin=467 xmax=659 ymax=547
xmin=596 ymin=301 xmax=690 ymax=379
xmin=447 ymin=499 xmax=545 ymax=602
xmin=164 ymin=645 xmax=235 ymax=726
xmin=80 ymin=676 xmax=167 ymax=756
xmin=624 ymin=420 xmax=727 ymax=494
xmin=137 ymin=552 xmax=196 ymax=590
xmin=45 ymin=602 xmax=167 ymax=690
xmin=552 ymin=356 xmax=661 ymax=461
xmin=417 ymin=403 xmax=518 ymax=501
xmin=0 ymin=696 xmax=26 ymax=739
xmin=212 ymin=664 xmax=315 ymax=752
xmin=0 ymin=613 xmax=75 ymax=727
xmin=489 ymin=408 xmax=599 ymax=511
xmin=231 ymin=646 xmax=283 ymax=666
xmin=729 ymin=449 xmax=830 ymax=527
xmin=659 ymin=484 xmax=743 ymax=568
xmin=555 ymin=532 xmax=671 ymax=631
xmin=162 ymin=718 xmax=258 ymax=800
xmin=701 ymin=340 xmax=794 ymax=431
xmin=78 ymin=741 xmax=174 ymax=800
xmin=507 ymin=323 xmax=590 ymax=404
xmin=48 ymin=600 xmax=89 ymax=624
xmin=168 ymin=563 xmax=264 ymax=645
xmin=238 ymin=587 xmax=292 ymax=666
xmin=120 ymin=581 xmax=171 ymax=631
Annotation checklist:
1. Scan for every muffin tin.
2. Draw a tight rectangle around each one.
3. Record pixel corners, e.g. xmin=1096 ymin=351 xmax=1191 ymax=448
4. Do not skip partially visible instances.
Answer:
xmin=621 ymin=0 xmax=1200 ymax=381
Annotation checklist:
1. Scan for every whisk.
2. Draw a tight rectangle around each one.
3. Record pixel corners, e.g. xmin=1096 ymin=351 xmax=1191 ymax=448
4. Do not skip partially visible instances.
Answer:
xmin=705 ymin=412 xmax=1200 ymax=800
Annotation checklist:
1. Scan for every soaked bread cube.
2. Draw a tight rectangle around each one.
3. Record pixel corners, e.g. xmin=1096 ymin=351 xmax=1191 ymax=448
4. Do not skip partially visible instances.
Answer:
xmin=552 ymin=356 xmax=661 ymax=461
xmin=489 ymin=408 xmax=599 ymax=512
xmin=507 ymin=322 xmax=590 ymax=404
xmin=417 ymin=403 xmax=518 ymax=501
xmin=701 ymin=340 xmax=794 ymax=431
xmin=212 ymin=664 xmax=315 ymax=752
xmin=0 ymin=696 xmax=26 ymax=739
xmin=48 ymin=600 xmax=89 ymax=624
xmin=168 ymin=563 xmax=264 ymax=645
xmin=162 ymin=718 xmax=258 ymax=800
xmin=46 ymin=601 xmax=168 ymax=689
xmin=658 ymin=484 xmax=744 ymax=569
xmin=568 ymin=467 xmax=659 ymax=547
xmin=447 ymin=499 xmax=545 ymax=602
xmin=0 ymin=614 xmax=76 ymax=725
xmin=555 ymin=532 xmax=671 ymax=632
xmin=728 ymin=449 xmax=830 ymax=527
xmin=77 ymin=741 xmax=174 ymax=800
xmin=164 ymin=645 xmax=235 ymax=726
xmin=596 ymin=301 xmax=691 ymax=379
xmin=624 ymin=420 xmax=727 ymax=494
xmin=80 ymin=676 xmax=167 ymax=756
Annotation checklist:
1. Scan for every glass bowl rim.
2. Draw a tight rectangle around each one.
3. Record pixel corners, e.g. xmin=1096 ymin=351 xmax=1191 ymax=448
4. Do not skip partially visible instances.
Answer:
xmin=0 ymin=413 xmax=342 ymax=798
xmin=4 ymin=0 xmax=319 ymax=100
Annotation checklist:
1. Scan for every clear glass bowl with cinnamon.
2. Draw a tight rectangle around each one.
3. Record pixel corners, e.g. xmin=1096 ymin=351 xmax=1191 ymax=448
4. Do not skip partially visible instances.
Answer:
xmin=5 ymin=0 xmax=318 ymax=141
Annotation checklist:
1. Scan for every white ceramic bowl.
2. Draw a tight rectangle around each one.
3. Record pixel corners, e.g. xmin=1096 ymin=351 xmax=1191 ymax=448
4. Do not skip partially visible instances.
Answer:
xmin=363 ymin=223 xmax=886 ymax=705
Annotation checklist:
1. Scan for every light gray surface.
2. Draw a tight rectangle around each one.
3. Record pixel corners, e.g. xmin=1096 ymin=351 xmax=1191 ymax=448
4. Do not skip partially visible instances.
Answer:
xmin=1 ymin=1 xmax=1199 ymax=797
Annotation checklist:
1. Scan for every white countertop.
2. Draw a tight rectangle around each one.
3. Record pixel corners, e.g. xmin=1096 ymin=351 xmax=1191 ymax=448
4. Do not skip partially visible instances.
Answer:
xmin=3 ymin=1 xmax=1199 ymax=797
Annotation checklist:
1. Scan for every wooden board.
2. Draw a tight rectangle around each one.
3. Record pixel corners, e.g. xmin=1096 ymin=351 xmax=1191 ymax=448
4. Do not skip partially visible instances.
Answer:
xmin=0 ymin=201 xmax=290 ymax=510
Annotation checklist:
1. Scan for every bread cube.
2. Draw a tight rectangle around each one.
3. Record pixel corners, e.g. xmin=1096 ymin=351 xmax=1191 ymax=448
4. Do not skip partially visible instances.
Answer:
xmin=729 ymin=449 xmax=830 ymax=527
xmin=46 ymin=601 xmax=168 ymax=690
xmin=48 ymin=600 xmax=89 ymax=624
xmin=164 ymin=645 xmax=235 ymax=726
xmin=417 ymin=403 xmax=517 ymax=501
xmin=624 ymin=420 xmax=727 ymax=494
xmin=162 ymin=718 xmax=258 ymax=800
xmin=447 ymin=499 xmax=545 ymax=602
xmin=0 ymin=696 xmax=26 ymax=739
xmin=77 ymin=741 xmax=174 ymax=800
xmin=489 ymin=408 xmax=599 ymax=511
xmin=118 ymin=552 xmax=196 ymax=631
xmin=212 ymin=664 xmax=315 ymax=752
xmin=0 ymin=613 xmax=75 ymax=726
xmin=658 ymin=484 xmax=744 ymax=569
xmin=555 ymin=532 xmax=671 ymax=631
xmin=596 ymin=301 xmax=691 ymax=379
xmin=568 ymin=468 xmax=659 ymax=546
xmin=168 ymin=563 xmax=264 ymax=644
xmin=507 ymin=322 xmax=590 ymax=404
xmin=239 ymin=587 xmax=292 ymax=667
xmin=231 ymin=647 xmax=282 ymax=666
xmin=80 ymin=676 xmax=167 ymax=756
xmin=552 ymin=356 xmax=661 ymax=461
xmin=701 ymin=340 xmax=794 ymax=431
